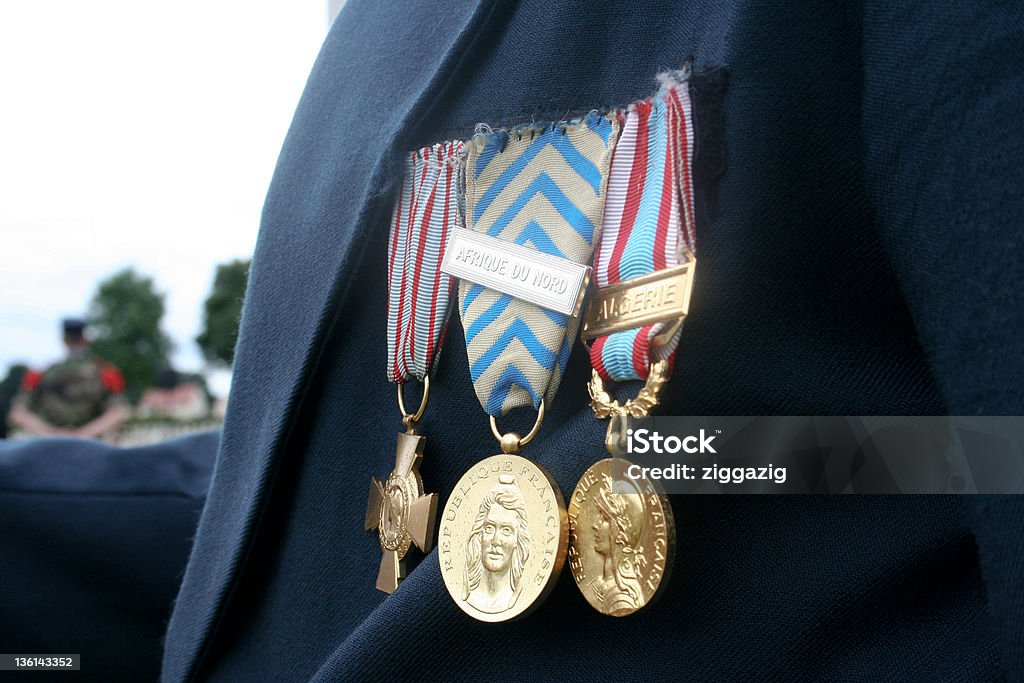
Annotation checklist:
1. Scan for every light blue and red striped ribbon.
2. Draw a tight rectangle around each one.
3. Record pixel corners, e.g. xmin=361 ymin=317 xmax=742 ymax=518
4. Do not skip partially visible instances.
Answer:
xmin=590 ymin=74 xmax=697 ymax=383
xmin=387 ymin=141 xmax=464 ymax=383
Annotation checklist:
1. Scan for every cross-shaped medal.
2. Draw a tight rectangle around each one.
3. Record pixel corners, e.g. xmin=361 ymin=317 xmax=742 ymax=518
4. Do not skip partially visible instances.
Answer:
xmin=365 ymin=431 xmax=438 ymax=593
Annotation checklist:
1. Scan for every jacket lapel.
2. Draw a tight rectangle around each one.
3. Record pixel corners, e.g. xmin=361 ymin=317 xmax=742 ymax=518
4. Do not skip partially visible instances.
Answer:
xmin=162 ymin=0 xmax=494 ymax=678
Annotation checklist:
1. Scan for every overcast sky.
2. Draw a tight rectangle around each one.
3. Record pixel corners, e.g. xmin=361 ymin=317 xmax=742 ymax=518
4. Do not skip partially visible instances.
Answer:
xmin=0 ymin=1 xmax=328 ymax=391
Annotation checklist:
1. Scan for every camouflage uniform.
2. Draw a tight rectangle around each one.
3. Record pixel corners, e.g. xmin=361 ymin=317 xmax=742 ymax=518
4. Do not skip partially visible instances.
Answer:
xmin=15 ymin=352 xmax=126 ymax=428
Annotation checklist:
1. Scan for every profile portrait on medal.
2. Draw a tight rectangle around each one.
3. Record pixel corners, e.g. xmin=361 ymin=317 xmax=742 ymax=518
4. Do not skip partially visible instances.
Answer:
xmin=587 ymin=475 xmax=647 ymax=615
xmin=463 ymin=473 xmax=531 ymax=614
xmin=381 ymin=479 xmax=406 ymax=544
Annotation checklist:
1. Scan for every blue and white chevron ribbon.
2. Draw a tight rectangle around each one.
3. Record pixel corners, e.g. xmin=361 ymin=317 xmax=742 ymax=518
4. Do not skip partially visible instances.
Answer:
xmin=459 ymin=112 xmax=619 ymax=416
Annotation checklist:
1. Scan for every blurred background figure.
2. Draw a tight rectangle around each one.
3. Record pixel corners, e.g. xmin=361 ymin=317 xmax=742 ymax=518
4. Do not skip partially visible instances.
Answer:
xmin=137 ymin=366 xmax=211 ymax=421
xmin=0 ymin=363 xmax=29 ymax=439
xmin=7 ymin=318 xmax=127 ymax=440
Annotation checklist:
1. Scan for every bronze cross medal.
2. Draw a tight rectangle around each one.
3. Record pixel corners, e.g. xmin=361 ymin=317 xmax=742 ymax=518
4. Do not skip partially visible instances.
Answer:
xmin=365 ymin=430 xmax=438 ymax=593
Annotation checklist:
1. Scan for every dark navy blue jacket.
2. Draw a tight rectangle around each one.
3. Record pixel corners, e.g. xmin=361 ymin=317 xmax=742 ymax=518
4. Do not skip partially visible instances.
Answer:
xmin=0 ymin=433 xmax=217 ymax=681
xmin=4 ymin=0 xmax=1023 ymax=680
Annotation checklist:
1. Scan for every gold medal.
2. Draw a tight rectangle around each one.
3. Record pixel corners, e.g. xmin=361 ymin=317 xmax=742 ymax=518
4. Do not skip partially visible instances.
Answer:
xmin=568 ymin=456 xmax=674 ymax=617
xmin=365 ymin=379 xmax=439 ymax=593
xmin=441 ymin=113 xmax=616 ymax=620
xmin=569 ymin=362 xmax=679 ymax=616
xmin=369 ymin=140 xmax=464 ymax=593
xmin=439 ymin=403 xmax=569 ymax=622
xmin=570 ymin=70 xmax=701 ymax=615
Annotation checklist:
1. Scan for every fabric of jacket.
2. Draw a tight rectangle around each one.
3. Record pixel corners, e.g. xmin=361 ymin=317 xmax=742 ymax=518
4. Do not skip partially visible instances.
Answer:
xmin=0 ymin=432 xmax=217 ymax=681
xmin=154 ymin=0 xmax=1023 ymax=680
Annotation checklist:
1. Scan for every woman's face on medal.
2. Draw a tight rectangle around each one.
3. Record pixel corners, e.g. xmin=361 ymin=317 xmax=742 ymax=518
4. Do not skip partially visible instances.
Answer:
xmin=593 ymin=508 xmax=612 ymax=555
xmin=481 ymin=504 xmax=518 ymax=572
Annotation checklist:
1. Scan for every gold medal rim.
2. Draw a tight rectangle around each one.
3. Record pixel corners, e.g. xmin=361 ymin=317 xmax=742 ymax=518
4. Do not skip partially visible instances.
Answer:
xmin=439 ymin=453 xmax=569 ymax=623
xmin=567 ymin=457 xmax=676 ymax=617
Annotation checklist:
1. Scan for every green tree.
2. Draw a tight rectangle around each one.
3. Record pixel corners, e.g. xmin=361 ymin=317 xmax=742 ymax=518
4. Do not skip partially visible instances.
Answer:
xmin=88 ymin=268 xmax=173 ymax=398
xmin=196 ymin=259 xmax=250 ymax=366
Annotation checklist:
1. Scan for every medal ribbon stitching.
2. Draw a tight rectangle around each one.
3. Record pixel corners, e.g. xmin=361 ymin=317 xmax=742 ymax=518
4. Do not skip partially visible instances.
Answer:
xmin=591 ymin=77 xmax=696 ymax=383
xmin=460 ymin=112 xmax=619 ymax=416
xmin=387 ymin=141 xmax=464 ymax=383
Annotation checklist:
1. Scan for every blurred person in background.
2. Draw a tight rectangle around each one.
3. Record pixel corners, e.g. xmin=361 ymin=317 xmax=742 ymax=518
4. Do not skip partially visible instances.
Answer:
xmin=0 ymin=363 xmax=28 ymax=439
xmin=136 ymin=366 xmax=211 ymax=421
xmin=8 ymin=318 xmax=127 ymax=440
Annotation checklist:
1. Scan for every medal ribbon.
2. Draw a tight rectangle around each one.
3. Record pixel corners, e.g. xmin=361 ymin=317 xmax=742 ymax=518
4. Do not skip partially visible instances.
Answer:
xmin=387 ymin=141 xmax=465 ymax=383
xmin=459 ymin=113 xmax=619 ymax=415
xmin=591 ymin=75 xmax=697 ymax=382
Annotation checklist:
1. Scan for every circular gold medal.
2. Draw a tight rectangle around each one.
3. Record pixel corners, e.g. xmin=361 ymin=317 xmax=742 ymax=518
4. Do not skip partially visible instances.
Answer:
xmin=439 ymin=454 xmax=568 ymax=622
xmin=568 ymin=458 xmax=675 ymax=617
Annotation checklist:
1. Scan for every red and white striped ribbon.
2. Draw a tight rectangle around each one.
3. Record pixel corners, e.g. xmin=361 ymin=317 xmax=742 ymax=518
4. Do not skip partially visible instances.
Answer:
xmin=386 ymin=141 xmax=464 ymax=383
xmin=590 ymin=74 xmax=697 ymax=383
